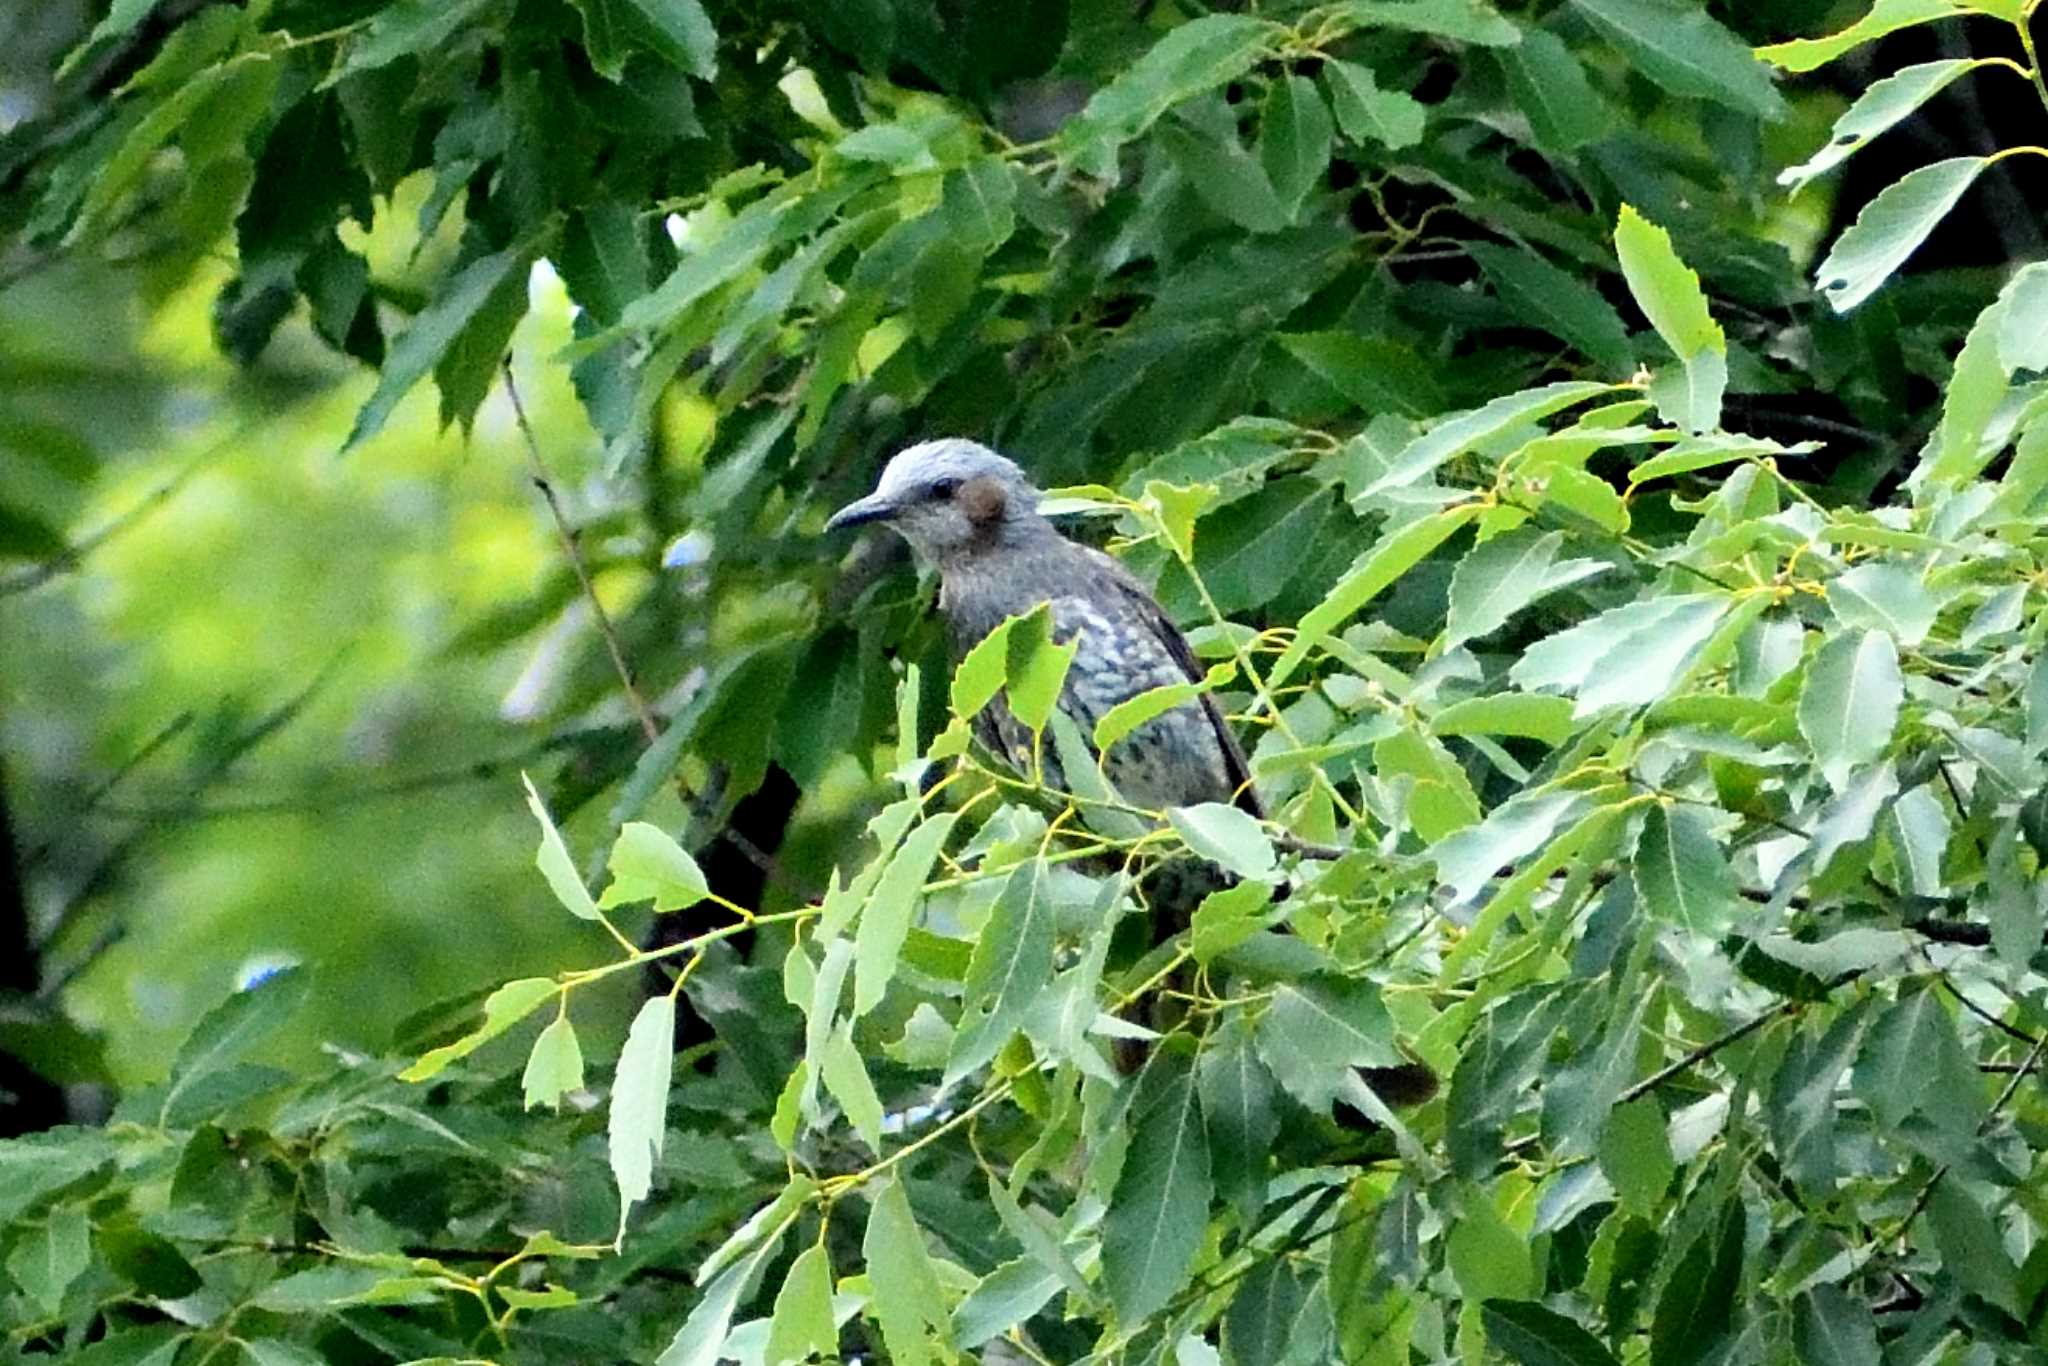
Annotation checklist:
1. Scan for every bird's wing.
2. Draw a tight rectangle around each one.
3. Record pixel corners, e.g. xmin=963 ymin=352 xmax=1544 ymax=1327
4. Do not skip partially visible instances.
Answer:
xmin=1092 ymin=553 xmax=1264 ymax=818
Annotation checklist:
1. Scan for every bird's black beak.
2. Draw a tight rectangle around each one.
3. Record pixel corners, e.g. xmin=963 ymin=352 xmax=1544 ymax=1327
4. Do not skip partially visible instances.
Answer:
xmin=825 ymin=492 xmax=897 ymax=532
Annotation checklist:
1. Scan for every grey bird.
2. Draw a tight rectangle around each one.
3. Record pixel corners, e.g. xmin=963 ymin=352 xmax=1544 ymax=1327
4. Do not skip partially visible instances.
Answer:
xmin=824 ymin=438 xmax=1259 ymax=817
xmin=826 ymin=438 xmax=1441 ymax=1113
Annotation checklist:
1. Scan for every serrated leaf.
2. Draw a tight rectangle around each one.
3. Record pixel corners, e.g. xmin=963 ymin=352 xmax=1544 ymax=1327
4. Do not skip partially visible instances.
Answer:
xmin=159 ymin=969 xmax=309 ymax=1126
xmin=521 ymin=1014 xmax=584 ymax=1110
xmin=1483 ymin=1298 xmax=1624 ymax=1366
xmin=1362 ymin=381 xmax=1613 ymax=496
xmin=9 ymin=1205 xmax=91 ymax=1315
xmin=1159 ymin=121 xmax=1289 ymax=234
xmin=1470 ymin=241 xmax=1633 ymax=374
xmin=1321 ymin=59 xmax=1426 ymax=149
xmin=522 ymin=774 xmax=599 ymax=920
xmin=862 ymin=1177 xmax=953 ymax=1366
xmin=1798 ymin=628 xmax=1902 ymax=788
xmin=1168 ymin=802 xmax=1276 ymax=881
xmin=1615 ymin=204 xmax=1724 ymax=432
xmin=599 ymin=821 xmax=710 ymax=911
xmin=400 ymin=977 xmax=557 ymax=1081
xmin=609 ymin=994 xmax=676 ymax=1233
xmin=1779 ymin=60 xmax=1974 ymax=191
xmin=339 ymin=0 xmax=493 ymax=76
xmin=1498 ymin=28 xmax=1613 ymax=152
xmin=1259 ymin=75 xmax=1333 ymax=216
xmin=1599 ymin=1096 xmax=1675 ymax=1215
xmin=855 ymin=813 xmax=957 ymax=1016
xmin=1444 ymin=529 xmax=1612 ymax=651
xmin=819 ymin=1021 xmax=885 ymax=1154
xmin=1634 ymin=804 xmax=1741 ymax=933
xmin=1827 ymin=562 xmax=1938 ymax=644
xmin=1330 ymin=0 xmax=1519 ymax=45
xmin=1257 ymin=978 xmax=1398 ymax=1109
xmin=1197 ymin=1016 xmax=1278 ymax=1222
xmin=348 ymin=250 xmax=523 ymax=449
xmin=1279 ymin=332 xmax=1445 ymax=417
xmin=1568 ymin=0 xmax=1786 ymax=117
xmin=1998 ymin=261 xmax=2048 ymax=373
xmin=1510 ymin=593 xmax=1731 ymax=715
xmin=1433 ymin=790 xmax=1589 ymax=907
xmin=1756 ymin=0 xmax=1965 ymax=73
xmin=1812 ymin=156 xmax=1986 ymax=312
xmin=1055 ymin=15 xmax=1277 ymax=176
xmin=1100 ymin=1046 xmax=1212 ymax=1323
xmin=946 ymin=863 xmax=1055 ymax=1086
xmin=662 ymin=1226 xmax=788 ymax=1366
xmin=1270 ymin=503 xmax=1482 ymax=689
xmin=1795 ymin=1285 xmax=1883 ymax=1366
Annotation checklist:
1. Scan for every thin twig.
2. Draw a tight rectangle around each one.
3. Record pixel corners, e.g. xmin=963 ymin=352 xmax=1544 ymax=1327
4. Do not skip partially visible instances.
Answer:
xmin=21 ymin=710 xmax=194 ymax=869
xmin=0 ymin=436 xmax=234 ymax=596
xmin=502 ymin=360 xmax=661 ymax=747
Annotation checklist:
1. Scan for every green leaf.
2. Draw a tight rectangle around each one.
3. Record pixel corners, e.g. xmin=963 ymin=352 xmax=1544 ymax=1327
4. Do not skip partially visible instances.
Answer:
xmin=599 ymin=821 xmax=710 ymax=911
xmin=1567 ymin=0 xmax=1787 ymax=118
xmin=1197 ymin=1016 xmax=1279 ymax=1222
xmin=347 ymin=250 xmax=524 ymax=449
xmin=609 ymin=994 xmax=677 ymax=1231
xmin=1432 ymin=789 xmax=1593 ymax=909
xmin=1599 ymin=1096 xmax=1676 ymax=1214
xmin=1100 ymin=1045 xmax=1213 ymax=1324
xmin=1329 ymin=0 xmax=1520 ymax=46
xmin=568 ymin=0 xmax=719 ymax=81
xmin=1778 ymin=60 xmax=1975 ymax=192
xmin=1633 ymin=803 xmax=1741 ymax=933
xmin=1852 ymin=982 xmax=1984 ymax=1133
xmin=951 ymin=612 xmax=1019 ymax=721
xmin=522 ymin=773 xmax=599 ymax=920
xmin=1827 ymin=562 xmax=1938 ymax=645
xmin=400 ymin=977 xmax=557 ymax=1081
xmin=1483 ymin=1298 xmax=1623 ymax=1366
xmin=1497 ymin=28 xmax=1613 ymax=152
xmin=1798 ymin=628 xmax=1902 ymax=788
xmin=1005 ymin=607 xmax=1079 ymax=733
xmin=1614 ymin=204 xmax=1725 ymax=433
xmin=1431 ymin=694 xmax=1578 ymax=745
xmin=1190 ymin=879 xmax=1275 ymax=965
xmin=946 ymin=863 xmax=1055 ymax=1086
xmin=1278 ymin=333 xmax=1445 ymax=417
xmin=1159 ymin=122 xmax=1289 ymax=234
xmin=1320 ymin=59 xmax=1426 ymax=150
xmin=1794 ymin=1285 xmax=1883 ymax=1366
xmin=862 ymin=1177 xmax=953 ymax=1366
xmin=1812 ymin=156 xmax=1986 ymax=313
xmin=1056 ymin=15 xmax=1277 ymax=176
xmin=1168 ymin=802 xmax=1277 ymax=881
xmin=855 ymin=814 xmax=958 ymax=1016
xmin=1095 ymin=663 xmax=1233 ymax=758
xmin=1923 ymin=1180 xmax=2021 ymax=1316
xmin=1270 ymin=503 xmax=1482 ymax=689
xmin=9 ymin=1205 xmax=91 ymax=1315
xmin=159 ymin=968 xmax=309 ymax=1126
xmin=1373 ymin=726 xmax=1482 ymax=841
xmin=521 ymin=1013 xmax=585 ymax=1110
xmin=1998 ymin=261 xmax=2048 ymax=373
xmin=1260 ymin=75 xmax=1333 ymax=216
xmin=1447 ymin=1193 xmax=1533 ymax=1301
xmin=661 ymin=1226 xmax=787 ymax=1366
xmin=1469 ymin=241 xmax=1633 ymax=374
xmin=338 ymin=0 xmax=494 ymax=76
xmin=1361 ymin=380 xmax=1614 ymax=495
xmin=434 ymin=250 xmax=529 ymax=434
xmin=1648 ymin=1201 xmax=1743 ymax=1366
xmin=1509 ymin=594 xmax=1732 ymax=715
xmin=1756 ymin=0 xmax=1965 ymax=72
xmin=820 ymin=1021 xmax=885 ymax=1154
xmin=1444 ymin=529 xmax=1611 ymax=652
xmin=1257 ymin=978 xmax=1399 ymax=1109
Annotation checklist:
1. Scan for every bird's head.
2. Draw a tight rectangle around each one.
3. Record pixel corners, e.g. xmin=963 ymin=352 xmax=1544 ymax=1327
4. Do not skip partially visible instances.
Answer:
xmin=824 ymin=438 xmax=1046 ymax=563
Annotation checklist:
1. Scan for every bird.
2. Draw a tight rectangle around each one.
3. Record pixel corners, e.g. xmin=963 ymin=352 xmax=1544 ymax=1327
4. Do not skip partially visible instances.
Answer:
xmin=823 ymin=437 xmax=1259 ymax=818
xmin=826 ymin=438 xmax=1438 ymax=1112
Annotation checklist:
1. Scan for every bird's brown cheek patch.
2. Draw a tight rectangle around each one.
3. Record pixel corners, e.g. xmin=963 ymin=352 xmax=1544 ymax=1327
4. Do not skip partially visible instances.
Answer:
xmin=958 ymin=474 xmax=1008 ymax=526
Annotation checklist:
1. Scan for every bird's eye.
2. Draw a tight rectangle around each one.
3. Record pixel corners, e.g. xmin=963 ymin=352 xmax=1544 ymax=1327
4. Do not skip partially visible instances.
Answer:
xmin=929 ymin=477 xmax=963 ymax=500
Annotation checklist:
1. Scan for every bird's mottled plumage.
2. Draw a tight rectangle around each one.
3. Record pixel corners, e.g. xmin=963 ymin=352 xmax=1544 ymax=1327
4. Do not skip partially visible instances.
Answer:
xmin=826 ymin=439 xmax=1258 ymax=815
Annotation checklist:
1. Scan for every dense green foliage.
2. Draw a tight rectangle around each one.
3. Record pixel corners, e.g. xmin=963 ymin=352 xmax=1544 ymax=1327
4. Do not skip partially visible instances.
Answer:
xmin=8 ymin=0 xmax=2048 ymax=1362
